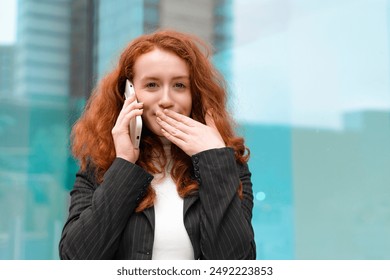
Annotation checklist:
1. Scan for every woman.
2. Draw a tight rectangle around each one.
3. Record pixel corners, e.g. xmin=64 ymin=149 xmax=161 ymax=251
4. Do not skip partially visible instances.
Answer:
xmin=59 ymin=30 xmax=256 ymax=260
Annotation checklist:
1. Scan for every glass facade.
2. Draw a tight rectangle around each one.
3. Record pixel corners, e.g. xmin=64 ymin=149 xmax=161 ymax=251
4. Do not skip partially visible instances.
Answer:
xmin=96 ymin=0 xmax=144 ymax=78
xmin=0 ymin=0 xmax=389 ymax=260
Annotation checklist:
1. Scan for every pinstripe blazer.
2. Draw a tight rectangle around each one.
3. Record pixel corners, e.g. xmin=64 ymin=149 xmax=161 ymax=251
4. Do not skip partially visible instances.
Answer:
xmin=59 ymin=147 xmax=256 ymax=260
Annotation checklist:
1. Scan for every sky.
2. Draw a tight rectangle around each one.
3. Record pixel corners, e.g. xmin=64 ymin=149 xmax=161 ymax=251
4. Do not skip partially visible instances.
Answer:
xmin=0 ymin=0 xmax=17 ymax=44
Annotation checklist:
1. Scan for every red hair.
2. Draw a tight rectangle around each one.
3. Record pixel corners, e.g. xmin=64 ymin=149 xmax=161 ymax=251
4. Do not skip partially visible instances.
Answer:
xmin=71 ymin=30 xmax=249 ymax=212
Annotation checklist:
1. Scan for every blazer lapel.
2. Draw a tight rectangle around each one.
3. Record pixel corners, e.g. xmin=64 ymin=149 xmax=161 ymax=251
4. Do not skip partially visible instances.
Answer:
xmin=184 ymin=194 xmax=199 ymax=217
xmin=143 ymin=206 xmax=155 ymax=230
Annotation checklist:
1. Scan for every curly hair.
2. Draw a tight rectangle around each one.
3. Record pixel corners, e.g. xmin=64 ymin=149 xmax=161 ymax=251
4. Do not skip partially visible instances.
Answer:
xmin=71 ymin=29 xmax=249 ymax=212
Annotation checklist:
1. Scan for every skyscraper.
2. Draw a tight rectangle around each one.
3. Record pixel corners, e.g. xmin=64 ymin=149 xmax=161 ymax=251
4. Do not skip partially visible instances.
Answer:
xmin=1 ymin=0 xmax=74 ymax=259
xmin=14 ymin=0 xmax=72 ymax=104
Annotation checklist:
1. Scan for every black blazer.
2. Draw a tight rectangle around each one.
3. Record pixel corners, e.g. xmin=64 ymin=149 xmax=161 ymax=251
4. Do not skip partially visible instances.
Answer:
xmin=59 ymin=147 xmax=256 ymax=259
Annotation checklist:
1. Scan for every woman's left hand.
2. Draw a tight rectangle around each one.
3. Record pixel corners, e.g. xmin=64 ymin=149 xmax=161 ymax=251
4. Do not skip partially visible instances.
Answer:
xmin=156 ymin=109 xmax=226 ymax=156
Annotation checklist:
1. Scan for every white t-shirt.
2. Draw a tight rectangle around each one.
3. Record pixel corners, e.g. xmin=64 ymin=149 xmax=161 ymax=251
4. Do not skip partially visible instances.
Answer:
xmin=151 ymin=141 xmax=194 ymax=260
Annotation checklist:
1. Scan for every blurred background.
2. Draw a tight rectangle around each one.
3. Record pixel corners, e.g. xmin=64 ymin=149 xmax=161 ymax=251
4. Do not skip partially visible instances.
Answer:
xmin=0 ymin=0 xmax=389 ymax=260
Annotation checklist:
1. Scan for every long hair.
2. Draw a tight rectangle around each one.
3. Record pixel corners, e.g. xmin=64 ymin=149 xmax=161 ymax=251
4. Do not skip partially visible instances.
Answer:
xmin=71 ymin=30 xmax=249 ymax=212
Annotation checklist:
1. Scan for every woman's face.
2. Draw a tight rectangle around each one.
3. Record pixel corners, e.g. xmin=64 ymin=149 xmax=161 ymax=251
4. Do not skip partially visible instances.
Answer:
xmin=132 ymin=48 xmax=192 ymax=137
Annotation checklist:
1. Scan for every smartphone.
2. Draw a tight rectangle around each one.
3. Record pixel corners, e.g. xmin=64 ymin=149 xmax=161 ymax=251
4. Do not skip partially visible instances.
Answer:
xmin=124 ymin=79 xmax=142 ymax=149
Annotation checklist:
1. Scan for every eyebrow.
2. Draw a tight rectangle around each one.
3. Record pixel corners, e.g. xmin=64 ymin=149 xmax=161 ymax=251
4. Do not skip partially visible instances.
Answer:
xmin=139 ymin=75 xmax=190 ymax=81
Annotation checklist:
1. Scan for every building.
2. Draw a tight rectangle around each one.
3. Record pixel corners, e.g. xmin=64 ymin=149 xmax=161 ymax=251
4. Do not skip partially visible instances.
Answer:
xmin=95 ymin=0 xmax=233 ymax=79
xmin=0 ymin=45 xmax=15 ymax=98
xmin=0 ymin=0 xmax=73 ymax=259
xmin=67 ymin=0 xmax=234 ymax=102
xmin=14 ymin=0 xmax=72 ymax=104
xmin=70 ymin=0 xmax=96 ymax=101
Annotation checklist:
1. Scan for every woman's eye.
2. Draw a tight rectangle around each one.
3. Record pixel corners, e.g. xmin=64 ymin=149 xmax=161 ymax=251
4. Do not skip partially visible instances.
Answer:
xmin=174 ymin=83 xmax=186 ymax=89
xmin=146 ymin=82 xmax=158 ymax=88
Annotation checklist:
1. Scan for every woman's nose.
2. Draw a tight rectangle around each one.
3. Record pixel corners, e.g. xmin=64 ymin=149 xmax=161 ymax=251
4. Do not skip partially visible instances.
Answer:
xmin=158 ymin=87 xmax=174 ymax=109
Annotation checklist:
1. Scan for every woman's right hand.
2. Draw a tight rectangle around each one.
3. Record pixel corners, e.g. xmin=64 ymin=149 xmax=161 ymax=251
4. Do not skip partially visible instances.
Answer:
xmin=111 ymin=95 xmax=143 ymax=163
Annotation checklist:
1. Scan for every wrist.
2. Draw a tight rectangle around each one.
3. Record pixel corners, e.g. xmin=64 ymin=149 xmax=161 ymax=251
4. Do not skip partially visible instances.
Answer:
xmin=116 ymin=154 xmax=136 ymax=164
